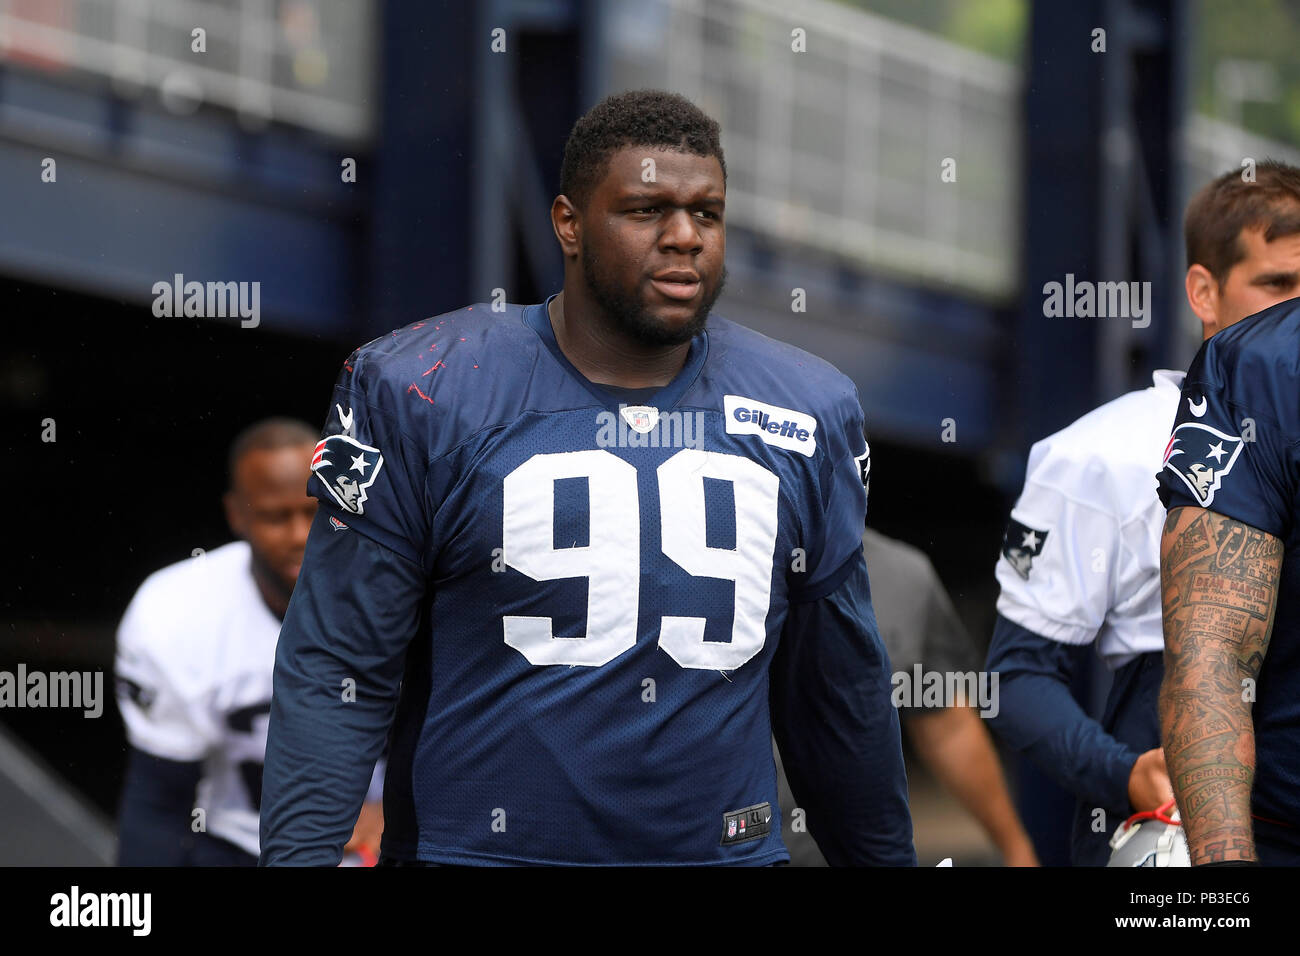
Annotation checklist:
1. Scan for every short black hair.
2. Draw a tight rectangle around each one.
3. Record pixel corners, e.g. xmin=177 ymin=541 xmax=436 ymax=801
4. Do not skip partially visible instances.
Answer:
xmin=559 ymin=89 xmax=726 ymax=213
xmin=226 ymin=417 xmax=318 ymax=491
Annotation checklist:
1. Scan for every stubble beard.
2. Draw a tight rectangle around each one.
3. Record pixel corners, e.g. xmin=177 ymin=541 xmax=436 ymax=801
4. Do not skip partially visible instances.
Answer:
xmin=580 ymin=240 xmax=726 ymax=347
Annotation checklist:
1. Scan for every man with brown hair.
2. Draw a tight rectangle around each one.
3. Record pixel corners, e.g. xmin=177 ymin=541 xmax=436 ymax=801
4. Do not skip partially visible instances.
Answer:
xmin=986 ymin=160 xmax=1300 ymax=865
xmin=1158 ymin=159 xmax=1300 ymax=865
xmin=1182 ymin=160 xmax=1300 ymax=336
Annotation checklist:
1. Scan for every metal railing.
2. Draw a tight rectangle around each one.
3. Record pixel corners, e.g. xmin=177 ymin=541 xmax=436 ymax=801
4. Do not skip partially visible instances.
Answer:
xmin=6 ymin=0 xmax=1299 ymax=308
xmin=0 ymin=0 xmax=374 ymax=141
xmin=605 ymin=0 xmax=1023 ymax=301
xmin=1184 ymin=112 xmax=1300 ymax=187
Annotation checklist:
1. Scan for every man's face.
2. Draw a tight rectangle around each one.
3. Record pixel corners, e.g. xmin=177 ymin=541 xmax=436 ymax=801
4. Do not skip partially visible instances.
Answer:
xmin=1205 ymin=227 xmax=1300 ymax=334
xmin=578 ymin=146 xmax=727 ymax=346
xmin=225 ymin=444 xmax=317 ymax=592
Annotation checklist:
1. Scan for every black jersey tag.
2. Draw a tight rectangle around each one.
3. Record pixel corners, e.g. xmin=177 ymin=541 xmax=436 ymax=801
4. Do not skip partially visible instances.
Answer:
xmin=721 ymin=802 xmax=773 ymax=845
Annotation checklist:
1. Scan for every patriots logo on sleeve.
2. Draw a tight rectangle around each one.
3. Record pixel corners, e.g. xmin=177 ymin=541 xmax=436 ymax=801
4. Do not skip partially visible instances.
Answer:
xmin=1162 ymin=422 xmax=1244 ymax=506
xmin=854 ymin=442 xmax=871 ymax=494
xmin=311 ymin=434 xmax=385 ymax=515
xmin=1002 ymin=518 xmax=1048 ymax=581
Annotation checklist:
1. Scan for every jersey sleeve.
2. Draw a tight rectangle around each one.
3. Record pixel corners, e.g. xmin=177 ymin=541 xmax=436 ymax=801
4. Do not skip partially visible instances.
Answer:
xmin=995 ymin=442 xmax=1123 ymax=646
xmin=772 ymin=549 xmax=916 ymax=865
xmin=116 ymin=746 xmax=203 ymax=866
xmin=788 ymin=384 xmax=870 ymax=603
xmin=261 ymin=350 xmax=437 ymax=865
xmin=115 ymin=589 xmax=217 ymax=762
xmin=260 ymin=508 xmax=428 ymax=866
xmin=308 ymin=354 xmax=435 ymax=568
xmin=984 ymin=613 xmax=1137 ymax=811
xmin=1157 ymin=337 xmax=1298 ymax=539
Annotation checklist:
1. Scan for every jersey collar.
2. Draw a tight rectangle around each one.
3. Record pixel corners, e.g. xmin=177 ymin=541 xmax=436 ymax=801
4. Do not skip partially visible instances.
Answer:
xmin=1152 ymin=368 xmax=1186 ymax=391
xmin=524 ymin=291 xmax=709 ymax=413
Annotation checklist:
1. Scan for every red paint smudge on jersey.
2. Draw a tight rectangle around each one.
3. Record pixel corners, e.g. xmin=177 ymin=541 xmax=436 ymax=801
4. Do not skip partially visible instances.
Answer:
xmin=422 ymin=360 xmax=446 ymax=377
xmin=407 ymin=383 xmax=435 ymax=404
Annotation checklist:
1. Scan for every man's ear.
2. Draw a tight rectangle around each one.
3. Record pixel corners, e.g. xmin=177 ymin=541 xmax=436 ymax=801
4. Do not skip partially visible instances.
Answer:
xmin=223 ymin=489 xmax=245 ymax=539
xmin=1184 ymin=264 xmax=1221 ymax=335
xmin=550 ymin=195 xmax=581 ymax=258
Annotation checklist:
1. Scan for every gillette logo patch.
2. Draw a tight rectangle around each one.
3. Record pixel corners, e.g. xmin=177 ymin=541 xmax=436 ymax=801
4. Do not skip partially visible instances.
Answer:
xmin=724 ymin=394 xmax=817 ymax=456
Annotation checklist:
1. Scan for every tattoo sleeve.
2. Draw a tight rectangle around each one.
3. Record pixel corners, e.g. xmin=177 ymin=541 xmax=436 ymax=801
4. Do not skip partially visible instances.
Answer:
xmin=1159 ymin=506 xmax=1283 ymax=864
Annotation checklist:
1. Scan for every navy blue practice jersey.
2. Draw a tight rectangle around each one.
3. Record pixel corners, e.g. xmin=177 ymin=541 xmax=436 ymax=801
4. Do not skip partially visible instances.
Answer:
xmin=261 ymin=293 xmax=911 ymax=866
xmin=1158 ymin=297 xmax=1300 ymax=829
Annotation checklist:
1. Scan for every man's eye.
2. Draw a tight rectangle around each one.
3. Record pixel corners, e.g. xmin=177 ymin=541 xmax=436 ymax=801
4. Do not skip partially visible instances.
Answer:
xmin=632 ymin=206 xmax=657 ymax=214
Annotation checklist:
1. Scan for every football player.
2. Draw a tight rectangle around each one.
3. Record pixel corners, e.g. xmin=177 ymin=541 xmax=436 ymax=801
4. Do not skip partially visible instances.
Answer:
xmin=115 ymin=419 xmax=384 ymax=865
xmin=259 ymin=89 xmax=915 ymax=866
xmin=1158 ymin=208 xmax=1300 ymax=862
xmin=985 ymin=160 xmax=1300 ymax=865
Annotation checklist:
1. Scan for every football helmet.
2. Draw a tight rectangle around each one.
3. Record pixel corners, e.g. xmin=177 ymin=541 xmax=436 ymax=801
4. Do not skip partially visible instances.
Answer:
xmin=1106 ymin=799 xmax=1190 ymax=867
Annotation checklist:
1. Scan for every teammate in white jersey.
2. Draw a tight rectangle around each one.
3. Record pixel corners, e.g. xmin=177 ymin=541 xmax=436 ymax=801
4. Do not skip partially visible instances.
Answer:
xmin=986 ymin=160 xmax=1300 ymax=865
xmin=115 ymin=418 xmax=383 ymax=865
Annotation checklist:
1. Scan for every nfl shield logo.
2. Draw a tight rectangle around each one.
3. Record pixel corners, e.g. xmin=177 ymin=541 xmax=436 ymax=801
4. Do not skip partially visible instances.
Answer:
xmin=727 ymin=817 xmax=737 ymax=838
xmin=620 ymin=404 xmax=660 ymax=434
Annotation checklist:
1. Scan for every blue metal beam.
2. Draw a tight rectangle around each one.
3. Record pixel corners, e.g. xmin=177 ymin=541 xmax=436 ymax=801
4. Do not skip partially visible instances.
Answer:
xmin=0 ymin=67 xmax=363 ymax=335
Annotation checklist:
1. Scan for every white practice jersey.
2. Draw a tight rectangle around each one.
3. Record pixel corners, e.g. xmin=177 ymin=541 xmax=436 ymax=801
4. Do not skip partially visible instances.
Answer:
xmin=115 ymin=541 xmax=279 ymax=857
xmin=996 ymin=369 xmax=1184 ymax=669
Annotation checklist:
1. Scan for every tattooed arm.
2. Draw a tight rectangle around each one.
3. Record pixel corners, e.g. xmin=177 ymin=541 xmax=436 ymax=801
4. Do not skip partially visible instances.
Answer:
xmin=1158 ymin=506 xmax=1284 ymax=864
